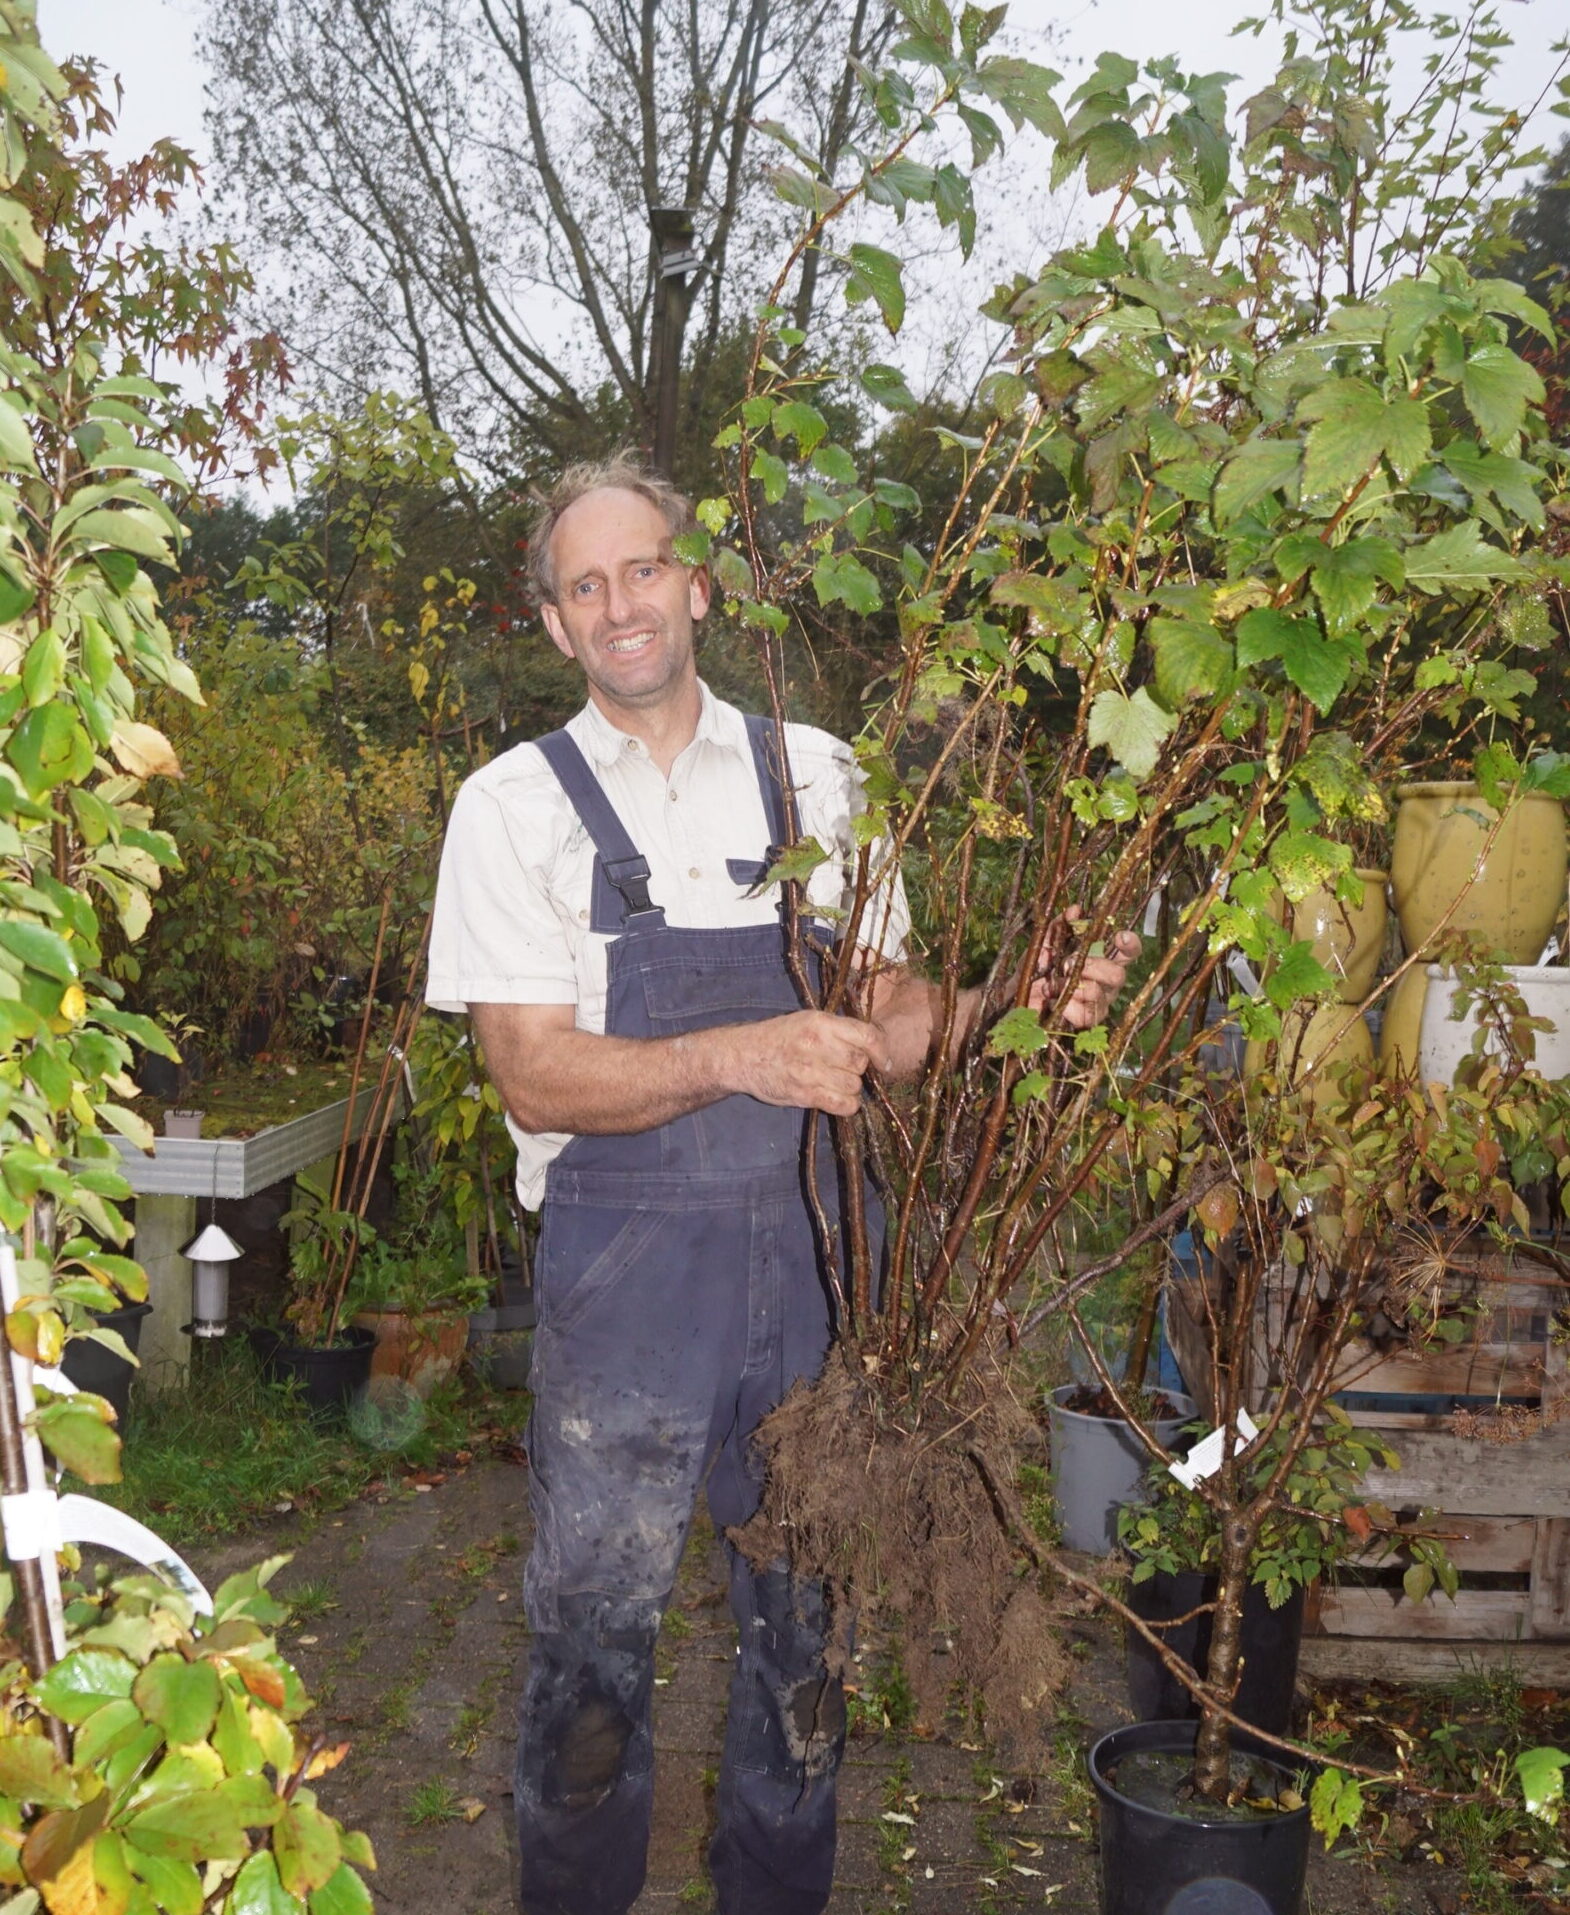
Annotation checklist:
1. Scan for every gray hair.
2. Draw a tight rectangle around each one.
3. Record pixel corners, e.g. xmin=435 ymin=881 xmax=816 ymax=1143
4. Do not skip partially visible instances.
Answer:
xmin=528 ymin=455 xmax=697 ymax=605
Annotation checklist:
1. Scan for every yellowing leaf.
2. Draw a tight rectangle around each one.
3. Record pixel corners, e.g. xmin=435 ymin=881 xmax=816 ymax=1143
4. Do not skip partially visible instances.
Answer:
xmin=108 ymin=723 xmax=182 ymax=781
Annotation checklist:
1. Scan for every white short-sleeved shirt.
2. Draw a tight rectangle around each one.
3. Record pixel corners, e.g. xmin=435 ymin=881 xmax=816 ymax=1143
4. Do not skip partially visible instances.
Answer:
xmin=426 ymin=682 xmax=909 ymax=1207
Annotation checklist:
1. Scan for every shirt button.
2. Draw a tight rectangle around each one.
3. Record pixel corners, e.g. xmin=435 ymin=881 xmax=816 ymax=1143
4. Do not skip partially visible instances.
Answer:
xmin=689 ymin=867 xmax=701 ymax=880
xmin=626 ymin=739 xmax=640 ymax=754
xmin=669 ymin=789 xmax=679 ymax=802
xmin=578 ymin=909 xmax=588 ymax=921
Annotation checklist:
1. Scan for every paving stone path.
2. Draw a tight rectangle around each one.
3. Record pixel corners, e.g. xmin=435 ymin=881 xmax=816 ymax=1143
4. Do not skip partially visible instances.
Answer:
xmin=193 ymin=1455 xmax=1453 ymax=1915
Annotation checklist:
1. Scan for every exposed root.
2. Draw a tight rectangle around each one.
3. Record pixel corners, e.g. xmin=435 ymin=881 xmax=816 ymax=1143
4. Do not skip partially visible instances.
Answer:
xmin=732 ymin=1350 xmax=1072 ymax=1763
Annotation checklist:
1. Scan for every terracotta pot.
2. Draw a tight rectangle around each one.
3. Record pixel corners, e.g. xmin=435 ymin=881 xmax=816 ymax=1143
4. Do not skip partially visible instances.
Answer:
xmin=1391 ymin=782 xmax=1566 ymax=962
xmin=1418 ymin=963 xmax=1570 ymax=1086
xmin=1276 ymin=868 xmax=1388 ymax=1004
xmin=1244 ymin=1002 xmax=1373 ymax=1106
xmin=351 ymin=1307 xmax=467 ymax=1398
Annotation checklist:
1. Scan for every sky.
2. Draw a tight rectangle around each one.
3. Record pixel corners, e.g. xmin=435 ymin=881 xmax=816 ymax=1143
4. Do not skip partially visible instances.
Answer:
xmin=40 ymin=0 xmax=1570 ymax=483
xmin=44 ymin=0 xmax=1570 ymax=173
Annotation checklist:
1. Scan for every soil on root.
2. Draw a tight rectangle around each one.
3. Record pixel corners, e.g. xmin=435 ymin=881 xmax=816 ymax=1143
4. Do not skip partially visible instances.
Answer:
xmin=731 ymin=1352 xmax=1072 ymax=1764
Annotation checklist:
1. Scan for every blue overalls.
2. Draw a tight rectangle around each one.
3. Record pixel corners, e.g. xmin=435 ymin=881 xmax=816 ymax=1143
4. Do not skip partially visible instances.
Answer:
xmin=516 ymin=718 xmax=847 ymax=1915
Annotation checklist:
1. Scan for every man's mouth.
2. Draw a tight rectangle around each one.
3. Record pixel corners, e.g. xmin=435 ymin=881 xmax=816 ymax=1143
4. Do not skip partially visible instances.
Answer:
xmin=605 ymin=630 xmax=656 ymax=655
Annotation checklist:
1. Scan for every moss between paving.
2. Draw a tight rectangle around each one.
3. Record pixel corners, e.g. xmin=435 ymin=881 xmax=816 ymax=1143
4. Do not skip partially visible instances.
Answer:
xmin=190 ymin=1457 xmax=1464 ymax=1915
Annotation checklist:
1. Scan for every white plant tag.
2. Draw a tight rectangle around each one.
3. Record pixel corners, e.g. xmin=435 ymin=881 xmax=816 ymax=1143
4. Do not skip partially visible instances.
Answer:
xmin=1169 ymin=1409 xmax=1261 ymax=1490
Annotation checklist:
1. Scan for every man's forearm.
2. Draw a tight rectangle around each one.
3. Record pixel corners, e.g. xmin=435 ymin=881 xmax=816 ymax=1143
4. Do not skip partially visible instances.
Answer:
xmin=468 ymin=1001 xmax=883 ymax=1134
xmin=473 ymin=1015 xmax=745 ymax=1135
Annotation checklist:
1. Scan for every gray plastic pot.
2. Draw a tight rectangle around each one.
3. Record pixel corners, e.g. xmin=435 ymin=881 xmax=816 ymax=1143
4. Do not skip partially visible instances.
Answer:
xmin=1047 ymin=1384 xmax=1196 ymax=1554
xmin=468 ymin=1293 xmax=536 ymax=1390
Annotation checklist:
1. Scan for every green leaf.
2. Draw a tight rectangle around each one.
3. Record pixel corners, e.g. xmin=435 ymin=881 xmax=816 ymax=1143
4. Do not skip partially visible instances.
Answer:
xmin=308 ymin=1863 xmax=374 ymax=1915
xmin=33 ymin=1397 xmax=121 ymax=1483
xmin=0 ymin=1734 xmax=77 ymax=1807
xmin=228 ymin=1851 xmax=306 ymax=1915
xmin=845 ymin=243 xmax=905 ymax=334
xmin=1380 ymin=396 xmax=1432 ymax=480
xmin=1460 ymin=343 xmax=1543 ymax=451
xmin=772 ymin=400 xmax=828 ymax=456
xmin=0 ymin=920 xmax=78 ymax=982
xmin=133 ymin=1655 xmax=222 ymax=1745
xmin=1404 ymin=519 xmax=1522 ymax=594
xmin=1149 ymin=618 xmax=1232 ymax=703
xmin=987 ymin=1007 xmax=1051 ymax=1059
xmin=73 ymin=1697 xmax=146 ymax=1768
xmin=1080 ymin=119 xmax=1140 ymax=194
xmin=812 ymin=443 xmax=858 ymax=487
xmin=1212 ymin=439 xmax=1300 ymax=526
xmin=0 ymin=394 xmax=37 ymax=473
xmin=125 ymin=1846 xmax=203 ymax=1915
xmin=761 ymin=838 xmax=829 ymax=888
xmin=1516 ymin=1746 xmax=1570 ymax=1823
xmin=8 ymin=703 xmax=94 ymax=795
xmin=1265 ymin=941 xmax=1337 ymax=1009
xmin=860 ymin=362 xmax=917 ymax=412
xmin=811 ymin=551 xmax=881 ymax=616
xmin=1474 ymin=278 xmax=1556 ymax=344
xmin=1401 ymin=1561 xmax=1435 ymax=1602
xmin=750 ymin=449 xmax=788 ymax=504
xmin=34 ymin=1648 xmax=136 ymax=1723
xmin=1282 ymin=536 xmax=1403 ymax=636
xmin=1086 ymin=686 xmax=1176 ymax=783
xmin=1299 ymin=379 xmax=1388 ymax=501
xmin=0 ymin=560 xmax=35 ymax=622
xmin=67 ymin=508 xmax=176 ymax=567
xmin=973 ymin=55 xmax=1064 ymax=139
xmin=126 ymin=1792 xmax=249 ymax=1864
xmin=273 ymin=1803 xmax=341 ymax=1899
xmin=1236 ymin=609 xmax=1357 ymax=713
xmin=1310 ymin=1767 xmax=1363 ymax=1848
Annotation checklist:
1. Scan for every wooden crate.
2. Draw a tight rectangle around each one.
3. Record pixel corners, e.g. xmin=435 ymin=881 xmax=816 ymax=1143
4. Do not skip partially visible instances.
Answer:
xmin=1168 ymin=1239 xmax=1570 ymax=1681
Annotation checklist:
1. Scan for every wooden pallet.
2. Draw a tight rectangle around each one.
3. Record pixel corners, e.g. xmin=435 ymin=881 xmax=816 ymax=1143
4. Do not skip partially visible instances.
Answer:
xmin=1169 ymin=1238 xmax=1570 ymax=1681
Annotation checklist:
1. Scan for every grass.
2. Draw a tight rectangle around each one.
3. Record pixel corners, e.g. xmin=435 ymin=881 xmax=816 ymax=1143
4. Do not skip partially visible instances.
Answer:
xmin=405 ymin=1779 xmax=466 ymax=1826
xmin=279 ymin=1577 xmax=338 ymax=1623
xmin=80 ymin=1339 xmax=525 ymax=1549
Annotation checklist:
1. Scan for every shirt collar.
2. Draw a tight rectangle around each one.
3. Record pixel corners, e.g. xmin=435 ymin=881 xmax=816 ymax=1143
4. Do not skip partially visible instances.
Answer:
xmin=570 ymin=680 xmax=751 ymax=770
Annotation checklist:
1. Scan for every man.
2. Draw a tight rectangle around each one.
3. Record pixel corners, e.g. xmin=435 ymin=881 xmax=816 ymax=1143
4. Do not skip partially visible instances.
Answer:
xmin=426 ymin=457 xmax=1136 ymax=1915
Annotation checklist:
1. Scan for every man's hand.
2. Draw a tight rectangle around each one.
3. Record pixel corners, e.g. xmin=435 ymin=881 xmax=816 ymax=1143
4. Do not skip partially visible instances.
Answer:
xmin=729 ymin=1010 xmax=888 ymax=1117
xmin=1028 ymin=915 xmax=1142 ymax=1030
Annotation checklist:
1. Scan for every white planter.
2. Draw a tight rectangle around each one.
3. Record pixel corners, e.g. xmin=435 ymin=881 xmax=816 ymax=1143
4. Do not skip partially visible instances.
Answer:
xmin=1417 ymin=964 xmax=1570 ymax=1085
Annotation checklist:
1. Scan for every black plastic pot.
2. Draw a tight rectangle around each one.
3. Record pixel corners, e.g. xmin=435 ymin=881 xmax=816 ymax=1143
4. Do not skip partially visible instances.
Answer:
xmin=1090 ymin=1720 xmax=1312 ymax=1915
xmin=61 ymin=1301 xmax=154 ymax=1424
xmin=249 ymin=1325 xmax=375 ymax=1418
xmin=1126 ymin=1571 xmax=1306 ymax=1737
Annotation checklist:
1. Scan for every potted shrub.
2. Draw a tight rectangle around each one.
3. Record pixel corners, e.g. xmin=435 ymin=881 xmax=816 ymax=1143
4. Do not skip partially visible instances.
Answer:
xmin=343 ymin=1240 xmax=489 ymax=1398
xmin=1115 ymin=1406 xmax=1452 ymax=1737
xmin=677 ymin=2 xmax=1570 ymax=1907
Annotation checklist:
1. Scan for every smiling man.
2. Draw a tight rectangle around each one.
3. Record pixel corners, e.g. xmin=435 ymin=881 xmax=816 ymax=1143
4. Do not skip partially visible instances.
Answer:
xmin=426 ymin=455 xmax=1136 ymax=1915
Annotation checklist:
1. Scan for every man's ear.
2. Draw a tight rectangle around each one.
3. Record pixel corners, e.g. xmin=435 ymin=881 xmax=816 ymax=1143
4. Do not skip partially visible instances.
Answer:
xmin=688 ymin=564 xmax=711 ymax=623
xmin=541 ymin=600 xmax=573 ymax=660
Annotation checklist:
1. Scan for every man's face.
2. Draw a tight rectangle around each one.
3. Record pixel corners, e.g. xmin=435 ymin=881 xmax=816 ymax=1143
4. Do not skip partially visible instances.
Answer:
xmin=540 ymin=487 xmax=710 ymax=718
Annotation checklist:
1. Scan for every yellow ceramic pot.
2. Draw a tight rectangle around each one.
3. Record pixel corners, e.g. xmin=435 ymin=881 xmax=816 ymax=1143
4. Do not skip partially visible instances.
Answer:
xmin=1244 ymin=1002 xmax=1374 ymax=1108
xmin=1391 ymin=782 xmax=1567 ymax=962
xmin=1277 ymin=868 xmax=1388 ymax=1004
xmin=1376 ymin=964 xmax=1429 ymax=1076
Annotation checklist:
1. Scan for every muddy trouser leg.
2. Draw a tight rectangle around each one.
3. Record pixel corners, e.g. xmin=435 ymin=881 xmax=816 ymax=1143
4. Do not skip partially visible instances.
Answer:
xmin=706 ymin=1191 xmax=843 ymax=1915
xmin=515 ymin=1197 xmax=754 ymax=1915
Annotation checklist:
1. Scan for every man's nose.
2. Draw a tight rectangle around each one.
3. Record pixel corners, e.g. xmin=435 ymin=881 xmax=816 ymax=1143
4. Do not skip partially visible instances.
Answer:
xmin=603 ymin=576 xmax=641 ymax=625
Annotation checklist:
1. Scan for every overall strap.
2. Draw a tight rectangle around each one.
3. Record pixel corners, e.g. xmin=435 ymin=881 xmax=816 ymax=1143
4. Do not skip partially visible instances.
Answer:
xmin=743 ymin=713 xmax=791 ymax=863
xmin=534 ymin=729 xmax=664 ymax=926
